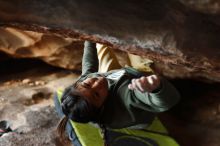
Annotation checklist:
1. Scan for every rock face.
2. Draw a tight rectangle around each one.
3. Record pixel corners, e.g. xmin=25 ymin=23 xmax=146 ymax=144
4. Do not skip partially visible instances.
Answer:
xmin=0 ymin=0 xmax=220 ymax=82
xmin=180 ymin=0 xmax=220 ymax=14
xmin=1 ymin=0 xmax=220 ymax=81
xmin=0 ymin=27 xmax=83 ymax=70
xmin=0 ymin=27 xmax=130 ymax=71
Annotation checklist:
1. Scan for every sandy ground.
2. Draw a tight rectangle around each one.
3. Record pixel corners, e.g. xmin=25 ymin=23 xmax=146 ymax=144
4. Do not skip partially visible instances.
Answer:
xmin=0 ymin=59 xmax=77 ymax=146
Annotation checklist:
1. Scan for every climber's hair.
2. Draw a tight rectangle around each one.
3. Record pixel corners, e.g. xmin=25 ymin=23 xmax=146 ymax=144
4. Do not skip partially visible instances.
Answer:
xmin=57 ymin=116 xmax=69 ymax=143
xmin=56 ymin=81 xmax=100 ymax=142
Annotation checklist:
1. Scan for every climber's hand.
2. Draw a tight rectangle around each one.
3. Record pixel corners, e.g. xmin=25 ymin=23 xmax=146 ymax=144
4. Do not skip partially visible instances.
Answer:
xmin=128 ymin=74 xmax=161 ymax=93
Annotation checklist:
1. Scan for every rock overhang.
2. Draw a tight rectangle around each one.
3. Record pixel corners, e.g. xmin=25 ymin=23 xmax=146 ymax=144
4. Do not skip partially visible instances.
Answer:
xmin=0 ymin=0 xmax=220 ymax=82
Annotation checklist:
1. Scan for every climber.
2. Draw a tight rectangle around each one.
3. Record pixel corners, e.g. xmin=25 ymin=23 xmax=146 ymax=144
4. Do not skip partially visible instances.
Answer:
xmin=54 ymin=41 xmax=180 ymax=144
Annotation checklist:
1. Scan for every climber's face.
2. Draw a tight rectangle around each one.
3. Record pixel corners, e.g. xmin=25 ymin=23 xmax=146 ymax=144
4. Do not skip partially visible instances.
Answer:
xmin=76 ymin=76 xmax=108 ymax=108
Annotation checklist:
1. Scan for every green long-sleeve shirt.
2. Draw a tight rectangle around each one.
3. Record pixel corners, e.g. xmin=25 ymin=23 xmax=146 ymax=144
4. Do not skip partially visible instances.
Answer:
xmin=79 ymin=41 xmax=180 ymax=129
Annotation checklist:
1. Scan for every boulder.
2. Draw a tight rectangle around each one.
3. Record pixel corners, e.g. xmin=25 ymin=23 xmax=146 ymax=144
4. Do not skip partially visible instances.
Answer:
xmin=0 ymin=0 xmax=220 ymax=82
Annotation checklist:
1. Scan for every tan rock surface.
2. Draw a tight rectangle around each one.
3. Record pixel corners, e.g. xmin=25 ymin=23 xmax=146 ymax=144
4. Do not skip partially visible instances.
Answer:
xmin=0 ymin=27 xmax=83 ymax=70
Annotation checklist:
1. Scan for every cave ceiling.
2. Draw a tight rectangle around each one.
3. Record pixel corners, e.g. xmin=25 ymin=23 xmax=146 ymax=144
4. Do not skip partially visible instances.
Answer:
xmin=0 ymin=0 xmax=220 ymax=82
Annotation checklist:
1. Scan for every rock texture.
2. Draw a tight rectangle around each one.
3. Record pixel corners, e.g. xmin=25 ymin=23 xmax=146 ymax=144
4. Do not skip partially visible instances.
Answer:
xmin=0 ymin=0 xmax=220 ymax=82
xmin=0 ymin=106 xmax=60 ymax=146
xmin=0 ymin=27 xmax=83 ymax=70
xmin=162 ymin=79 xmax=220 ymax=146
xmin=0 ymin=62 xmax=77 ymax=146
xmin=180 ymin=0 xmax=220 ymax=14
